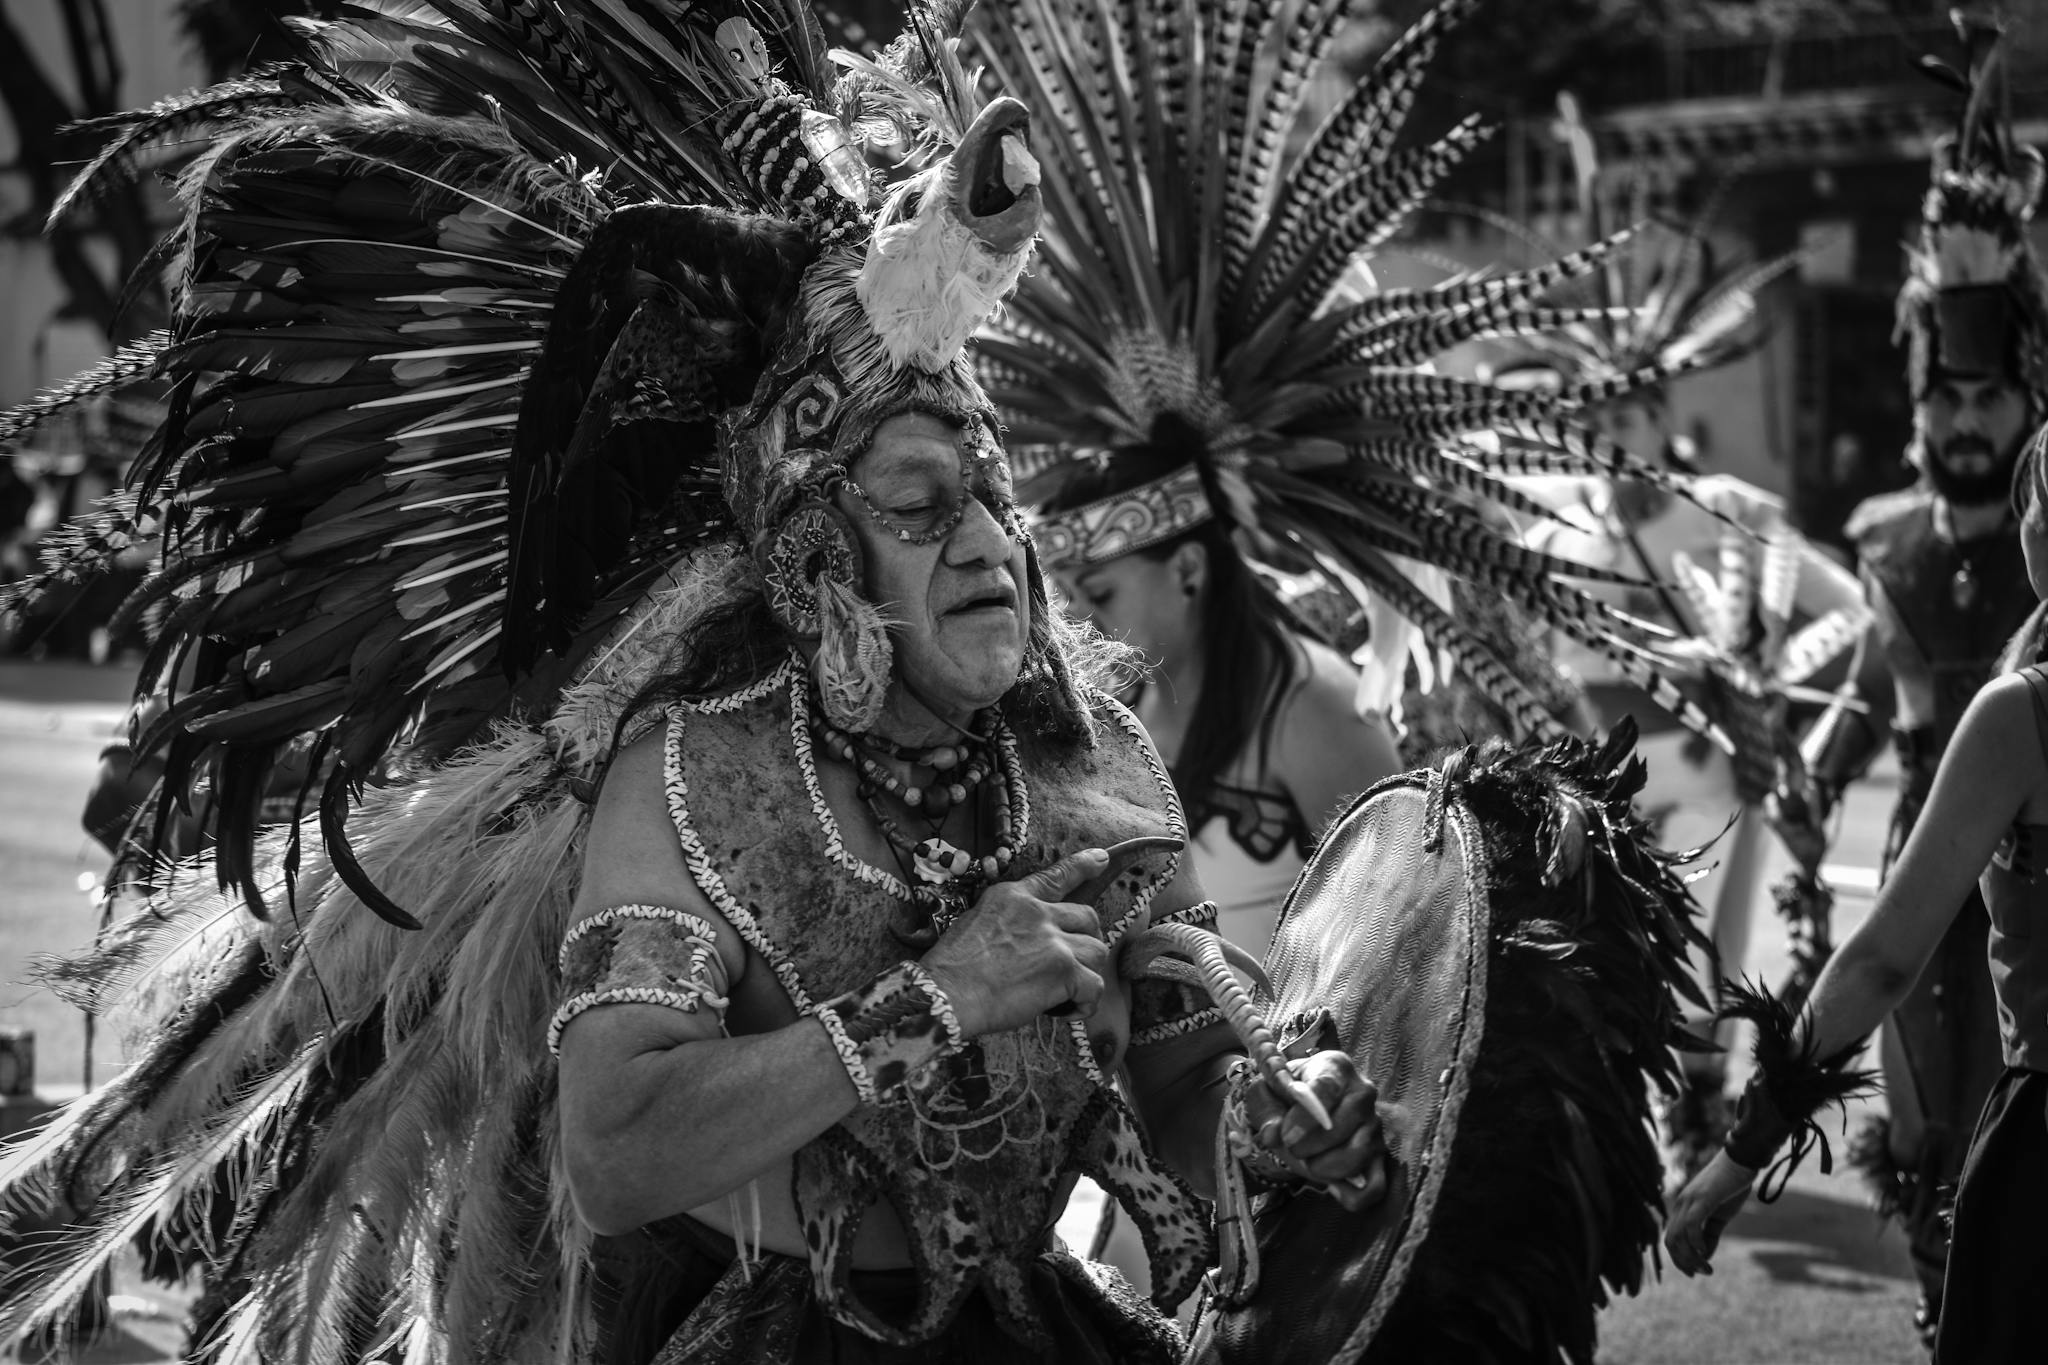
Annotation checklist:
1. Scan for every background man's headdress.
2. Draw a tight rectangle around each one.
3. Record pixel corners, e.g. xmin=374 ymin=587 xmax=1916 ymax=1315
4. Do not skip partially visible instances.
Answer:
xmin=1897 ymin=9 xmax=2048 ymax=408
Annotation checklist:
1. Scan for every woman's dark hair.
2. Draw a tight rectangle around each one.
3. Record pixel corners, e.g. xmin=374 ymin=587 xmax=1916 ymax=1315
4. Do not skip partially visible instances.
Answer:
xmin=1035 ymin=435 xmax=1303 ymax=808
xmin=1997 ymin=422 xmax=2048 ymax=675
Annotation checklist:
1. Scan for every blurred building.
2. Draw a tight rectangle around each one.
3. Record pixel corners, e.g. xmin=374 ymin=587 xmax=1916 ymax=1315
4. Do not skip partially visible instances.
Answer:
xmin=0 ymin=0 xmax=201 ymax=403
xmin=0 ymin=1 xmax=200 ymax=653
xmin=1405 ymin=3 xmax=2048 ymax=549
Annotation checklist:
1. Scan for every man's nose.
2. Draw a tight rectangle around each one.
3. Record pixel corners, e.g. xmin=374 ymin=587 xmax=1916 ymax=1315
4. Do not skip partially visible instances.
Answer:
xmin=946 ymin=495 xmax=1012 ymax=566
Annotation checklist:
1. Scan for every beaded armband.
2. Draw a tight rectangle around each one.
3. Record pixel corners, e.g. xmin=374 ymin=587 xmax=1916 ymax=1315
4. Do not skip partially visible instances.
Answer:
xmin=548 ymin=905 xmax=731 ymax=1056
xmin=812 ymin=961 xmax=965 ymax=1106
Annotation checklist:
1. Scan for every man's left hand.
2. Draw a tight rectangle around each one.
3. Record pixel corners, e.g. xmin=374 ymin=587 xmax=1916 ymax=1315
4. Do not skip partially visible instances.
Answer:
xmin=1240 ymin=1050 xmax=1388 ymax=1213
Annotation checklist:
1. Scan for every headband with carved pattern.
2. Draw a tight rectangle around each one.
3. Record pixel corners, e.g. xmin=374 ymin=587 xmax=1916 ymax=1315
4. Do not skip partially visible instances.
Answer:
xmin=1032 ymin=465 xmax=1215 ymax=570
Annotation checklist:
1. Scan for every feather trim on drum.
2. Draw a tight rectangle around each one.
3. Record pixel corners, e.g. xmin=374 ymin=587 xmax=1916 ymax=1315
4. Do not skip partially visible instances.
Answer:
xmin=1184 ymin=719 xmax=1716 ymax=1365
xmin=1354 ymin=725 xmax=1712 ymax=1364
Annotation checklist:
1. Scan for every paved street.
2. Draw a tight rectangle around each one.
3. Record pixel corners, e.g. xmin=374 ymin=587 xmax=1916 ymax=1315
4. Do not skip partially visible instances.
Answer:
xmin=1 ymin=660 xmax=1922 ymax=1362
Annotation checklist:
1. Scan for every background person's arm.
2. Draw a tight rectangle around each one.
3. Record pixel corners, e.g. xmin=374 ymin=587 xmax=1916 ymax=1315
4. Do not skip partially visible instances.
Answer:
xmin=1796 ymin=671 xmax=2040 ymax=1059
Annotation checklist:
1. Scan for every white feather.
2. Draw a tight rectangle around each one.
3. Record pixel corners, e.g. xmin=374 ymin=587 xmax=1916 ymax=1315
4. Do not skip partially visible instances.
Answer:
xmin=1716 ymin=529 xmax=1754 ymax=652
xmin=0 ymin=1043 xmax=319 ymax=1351
xmin=1756 ymin=527 xmax=1801 ymax=632
xmin=1667 ymin=551 xmax=1727 ymax=651
xmin=1774 ymin=606 xmax=1874 ymax=686
xmin=857 ymin=197 xmax=1033 ymax=372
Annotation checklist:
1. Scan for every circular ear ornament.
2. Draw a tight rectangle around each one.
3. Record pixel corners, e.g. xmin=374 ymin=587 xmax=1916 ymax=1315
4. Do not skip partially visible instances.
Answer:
xmin=761 ymin=499 xmax=864 ymax=637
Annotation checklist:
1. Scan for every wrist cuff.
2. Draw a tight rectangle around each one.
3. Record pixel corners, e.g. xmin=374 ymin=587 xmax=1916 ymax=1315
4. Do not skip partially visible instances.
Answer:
xmin=814 ymin=961 xmax=965 ymax=1106
xmin=1722 ymin=1077 xmax=1790 ymax=1171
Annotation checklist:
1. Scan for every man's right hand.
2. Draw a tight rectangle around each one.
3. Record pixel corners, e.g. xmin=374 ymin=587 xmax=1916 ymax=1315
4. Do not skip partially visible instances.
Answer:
xmin=920 ymin=847 xmax=1113 ymax=1037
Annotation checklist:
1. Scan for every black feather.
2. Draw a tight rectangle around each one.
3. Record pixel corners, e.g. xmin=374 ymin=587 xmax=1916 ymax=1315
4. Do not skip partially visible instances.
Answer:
xmin=1361 ymin=732 xmax=1710 ymax=1364
xmin=502 ymin=203 xmax=814 ymax=671
xmin=319 ymin=769 xmax=421 ymax=931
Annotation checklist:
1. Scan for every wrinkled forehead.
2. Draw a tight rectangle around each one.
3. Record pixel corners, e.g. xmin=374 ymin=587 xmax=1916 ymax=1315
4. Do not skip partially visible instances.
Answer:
xmin=850 ymin=410 xmax=1005 ymax=480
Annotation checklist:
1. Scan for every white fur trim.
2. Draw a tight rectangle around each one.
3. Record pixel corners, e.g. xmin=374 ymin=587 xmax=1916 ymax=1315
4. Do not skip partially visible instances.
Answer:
xmin=857 ymin=204 xmax=1032 ymax=373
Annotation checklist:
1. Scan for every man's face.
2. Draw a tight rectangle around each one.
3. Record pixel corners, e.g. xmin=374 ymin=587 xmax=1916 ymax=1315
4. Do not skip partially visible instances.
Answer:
xmin=1919 ymin=375 xmax=2032 ymax=505
xmin=838 ymin=412 xmax=1030 ymax=719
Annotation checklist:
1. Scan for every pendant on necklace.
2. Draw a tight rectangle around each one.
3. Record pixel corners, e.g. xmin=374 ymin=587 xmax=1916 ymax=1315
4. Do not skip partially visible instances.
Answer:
xmin=1952 ymin=561 xmax=1980 ymax=610
xmin=912 ymin=836 xmax=977 ymax=885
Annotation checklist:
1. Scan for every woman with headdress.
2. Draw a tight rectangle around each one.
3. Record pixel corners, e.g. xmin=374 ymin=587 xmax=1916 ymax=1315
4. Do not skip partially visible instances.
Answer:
xmin=1028 ymin=441 xmax=1402 ymax=957
xmin=982 ymin=9 xmax=1729 ymax=963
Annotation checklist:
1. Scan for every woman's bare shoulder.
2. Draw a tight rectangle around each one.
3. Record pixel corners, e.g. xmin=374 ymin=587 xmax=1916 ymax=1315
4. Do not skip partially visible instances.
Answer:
xmin=1949 ymin=670 xmax=2048 ymax=795
xmin=1281 ymin=634 xmax=1366 ymax=719
xmin=1271 ymin=632 xmax=1401 ymax=823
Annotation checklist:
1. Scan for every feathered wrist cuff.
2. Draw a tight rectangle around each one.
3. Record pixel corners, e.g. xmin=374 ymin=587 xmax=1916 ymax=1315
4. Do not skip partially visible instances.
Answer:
xmin=1718 ymin=978 xmax=1878 ymax=1200
xmin=814 ymin=961 xmax=965 ymax=1106
xmin=1723 ymin=1080 xmax=1792 ymax=1171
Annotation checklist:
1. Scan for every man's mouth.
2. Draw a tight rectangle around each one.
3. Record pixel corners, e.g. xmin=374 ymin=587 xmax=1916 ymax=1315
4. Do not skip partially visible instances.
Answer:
xmin=946 ymin=586 xmax=1017 ymax=617
xmin=1943 ymin=438 xmax=1996 ymax=464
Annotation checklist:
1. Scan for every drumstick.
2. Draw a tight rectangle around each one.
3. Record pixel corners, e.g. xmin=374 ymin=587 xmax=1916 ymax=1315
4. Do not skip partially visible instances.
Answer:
xmin=1146 ymin=921 xmax=1332 ymax=1131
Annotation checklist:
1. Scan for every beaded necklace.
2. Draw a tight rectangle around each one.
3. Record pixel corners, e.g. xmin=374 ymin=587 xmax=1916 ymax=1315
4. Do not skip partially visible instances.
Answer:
xmin=804 ymin=688 xmax=1023 ymax=942
xmin=810 ymin=713 xmax=996 ymax=816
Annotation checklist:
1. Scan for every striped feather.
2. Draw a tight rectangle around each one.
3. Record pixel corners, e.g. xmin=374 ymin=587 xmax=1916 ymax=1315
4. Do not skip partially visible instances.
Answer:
xmin=1234 ymin=0 xmax=1357 ymax=223
xmin=1345 ymin=550 xmax=1568 ymax=743
xmin=1774 ymin=605 xmax=1873 ymax=687
xmin=1253 ymin=0 xmax=1479 ymax=286
xmin=0 ymin=333 xmax=170 ymax=449
xmin=1252 ymin=115 xmax=1496 ymax=315
xmin=49 ymin=77 xmax=295 ymax=228
xmin=1340 ymin=439 xmax=1571 ymax=528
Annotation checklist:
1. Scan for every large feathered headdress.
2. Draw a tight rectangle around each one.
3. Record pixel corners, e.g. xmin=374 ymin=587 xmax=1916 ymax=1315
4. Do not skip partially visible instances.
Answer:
xmin=0 ymin=0 xmax=1055 ymax=926
xmin=971 ymin=0 xmax=1727 ymax=745
xmin=0 ymin=2 xmax=1075 ymax=1355
xmin=1896 ymin=8 xmax=2048 ymax=408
